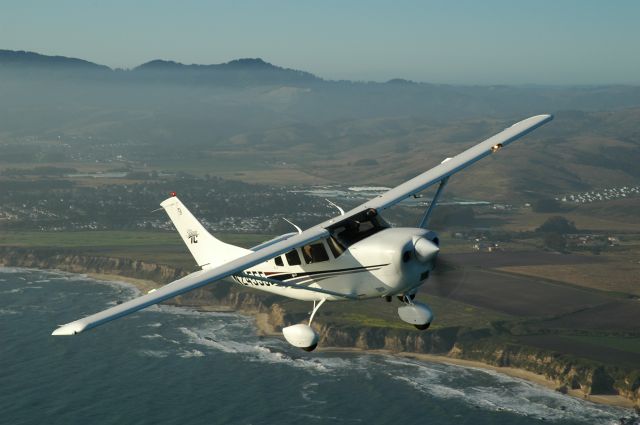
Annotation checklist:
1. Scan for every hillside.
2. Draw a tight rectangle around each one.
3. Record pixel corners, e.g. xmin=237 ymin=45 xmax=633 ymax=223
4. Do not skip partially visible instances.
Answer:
xmin=0 ymin=49 xmax=639 ymax=201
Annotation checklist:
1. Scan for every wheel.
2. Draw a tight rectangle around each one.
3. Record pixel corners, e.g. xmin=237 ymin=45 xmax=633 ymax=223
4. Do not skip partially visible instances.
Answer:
xmin=414 ymin=322 xmax=431 ymax=330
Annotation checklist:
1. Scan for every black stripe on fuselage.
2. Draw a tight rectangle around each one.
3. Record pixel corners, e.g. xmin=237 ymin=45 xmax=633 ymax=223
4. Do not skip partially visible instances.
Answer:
xmin=262 ymin=264 xmax=389 ymax=283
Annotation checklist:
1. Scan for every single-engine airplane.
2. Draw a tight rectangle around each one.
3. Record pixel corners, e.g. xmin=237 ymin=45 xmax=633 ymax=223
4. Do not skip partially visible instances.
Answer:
xmin=52 ymin=114 xmax=553 ymax=351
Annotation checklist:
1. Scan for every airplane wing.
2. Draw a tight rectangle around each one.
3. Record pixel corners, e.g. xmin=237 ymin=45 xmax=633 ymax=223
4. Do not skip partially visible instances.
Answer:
xmin=356 ymin=114 xmax=553 ymax=213
xmin=52 ymin=114 xmax=552 ymax=336
xmin=52 ymin=227 xmax=329 ymax=335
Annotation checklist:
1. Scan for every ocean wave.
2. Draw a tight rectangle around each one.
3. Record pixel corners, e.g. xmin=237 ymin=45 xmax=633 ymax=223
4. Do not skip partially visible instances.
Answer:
xmin=389 ymin=358 xmax=627 ymax=422
xmin=1 ymin=288 xmax=22 ymax=294
xmin=179 ymin=349 xmax=205 ymax=358
xmin=178 ymin=327 xmax=247 ymax=354
xmin=0 ymin=267 xmax=142 ymax=303
xmin=22 ymin=268 xmax=142 ymax=297
xmin=0 ymin=308 xmax=19 ymax=315
xmin=178 ymin=325 xmax=357 ymax=374
xmin=300 ymin=382 xmax=326 ymax=405
xmin=0 ymin=266 xmax=37 ymax=274
xmin=141 ymin=334 xmax=164 ymax=339
xmin=296 ymin=413 xmax=363 ymax=423
xmin=1 ymin=286 xmax=43 ymax=294
xmin=155 ymin=304 xmax=245 ymax=320
xmin=137 ymin=349 xmax=169 ymax=358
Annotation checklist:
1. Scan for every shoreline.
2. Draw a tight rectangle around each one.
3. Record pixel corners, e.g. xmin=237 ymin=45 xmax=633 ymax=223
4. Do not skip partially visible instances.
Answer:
xmin=25 ymin=267 xmax=640 ymax=410
xmin=319 ymin=347 xmax=636 ymax=409
xmin=85 ymin=272 xmax=159 ymax=294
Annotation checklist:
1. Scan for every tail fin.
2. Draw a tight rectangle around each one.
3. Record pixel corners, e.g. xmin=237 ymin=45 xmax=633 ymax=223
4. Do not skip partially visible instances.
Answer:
xmin=160 ymin=195 xmax=251 ymax=269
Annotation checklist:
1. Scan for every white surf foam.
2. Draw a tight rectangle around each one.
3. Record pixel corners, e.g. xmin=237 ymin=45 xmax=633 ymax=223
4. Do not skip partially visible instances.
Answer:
xmin=141 ymin=334 xmax=164 ymax=339
xmin=0 ymin=267 xmax=38 ymax=274
xmin=178 ymin=324 xmax=359 ymax=374
xmin=137 ymin=349 xmax=169 ymax=358
xmin=387 ymin=356 xmax=628 ymax=422
xmin=179 ymin=349 xmax=205 ymax=358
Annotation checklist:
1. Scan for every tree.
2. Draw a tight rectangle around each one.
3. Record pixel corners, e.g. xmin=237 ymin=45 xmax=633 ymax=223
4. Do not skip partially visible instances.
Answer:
xmin=536 ymin=216 xmax=577 ymax=234
xmin=543 ymin=233 xmax=567 ymax=252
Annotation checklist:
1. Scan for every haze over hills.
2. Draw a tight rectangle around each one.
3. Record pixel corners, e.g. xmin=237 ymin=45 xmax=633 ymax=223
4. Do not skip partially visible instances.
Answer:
xmin=0 ymin=48 xmax=639 ymax=200
xmin=0 ymin=49 xmax=318 ymax=85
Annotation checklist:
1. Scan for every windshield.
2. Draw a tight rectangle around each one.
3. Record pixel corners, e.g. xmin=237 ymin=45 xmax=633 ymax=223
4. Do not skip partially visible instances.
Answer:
xmin=327 ymin=209 xmax=389 ymax=249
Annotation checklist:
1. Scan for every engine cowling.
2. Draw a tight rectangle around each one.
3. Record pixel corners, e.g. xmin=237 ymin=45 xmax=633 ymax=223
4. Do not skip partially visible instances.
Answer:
xmin=282 ymin=324 xmax=319 ymax=352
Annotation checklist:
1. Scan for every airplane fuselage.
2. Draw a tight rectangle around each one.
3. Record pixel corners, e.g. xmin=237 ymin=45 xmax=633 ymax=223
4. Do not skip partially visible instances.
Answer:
xmin=232 ymin=227 xmax=439 ymax=301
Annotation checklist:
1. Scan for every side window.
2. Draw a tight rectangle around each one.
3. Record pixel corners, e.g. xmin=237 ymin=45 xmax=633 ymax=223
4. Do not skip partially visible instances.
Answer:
xmin=301 ymin=243 xmax=329 ymax=264
xmin=274 ymin=256 xmax=284 ymax=267
xmin=285 ymin=249 xmax=301 ymax=266
xmin=327 ymin=236 xmax=345 ymax=258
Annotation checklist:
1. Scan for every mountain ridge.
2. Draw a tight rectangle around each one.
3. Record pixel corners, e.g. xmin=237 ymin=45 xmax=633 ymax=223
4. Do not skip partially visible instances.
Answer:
xmin=0 ymin=49 xmax=320 ymax=83
xmin=0 ymin=49 xmax=110 ymax=70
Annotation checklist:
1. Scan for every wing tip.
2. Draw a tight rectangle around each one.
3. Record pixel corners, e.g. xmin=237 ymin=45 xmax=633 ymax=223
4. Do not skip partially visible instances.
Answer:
xmin=538 ymin=113 xmax=554 ymax=122
xmin=52 ymin=321 xmax=86 ymax=336
xmin=509 ymin=114 xmax=553 ymax=131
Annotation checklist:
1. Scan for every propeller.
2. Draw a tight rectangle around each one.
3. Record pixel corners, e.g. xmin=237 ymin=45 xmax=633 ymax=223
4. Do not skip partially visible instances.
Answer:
xmin=427 ymin=255 xmax=468 ymax=299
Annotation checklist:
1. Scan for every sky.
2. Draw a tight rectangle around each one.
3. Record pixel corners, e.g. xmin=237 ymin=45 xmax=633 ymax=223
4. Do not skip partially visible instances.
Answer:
xmin=1 ymin=0 xmax=639 ymax=85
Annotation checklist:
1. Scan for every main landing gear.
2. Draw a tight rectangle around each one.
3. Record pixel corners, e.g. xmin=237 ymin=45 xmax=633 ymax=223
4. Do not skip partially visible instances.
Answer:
xmin=397 ymin=294 xmax=434 ymax=330
xmin=282 ymin=298 xmax=326 ymax=352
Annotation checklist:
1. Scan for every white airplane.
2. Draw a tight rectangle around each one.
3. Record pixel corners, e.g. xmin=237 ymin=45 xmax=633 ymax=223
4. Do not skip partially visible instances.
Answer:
xmin=52 ymin=114 xmax=552 ymax=351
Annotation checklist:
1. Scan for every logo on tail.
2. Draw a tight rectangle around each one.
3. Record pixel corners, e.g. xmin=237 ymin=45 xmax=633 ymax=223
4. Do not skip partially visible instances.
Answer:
xmin=187 ymin=229 xmax=199 ymax=244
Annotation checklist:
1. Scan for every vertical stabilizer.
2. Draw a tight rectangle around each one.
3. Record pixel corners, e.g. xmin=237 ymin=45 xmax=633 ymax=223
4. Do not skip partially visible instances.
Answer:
xmin=160 ymin=195 xmax=251 ymax=268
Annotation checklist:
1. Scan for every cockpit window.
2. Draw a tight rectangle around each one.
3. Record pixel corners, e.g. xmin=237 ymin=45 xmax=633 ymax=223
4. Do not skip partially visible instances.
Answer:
xmin=328 ymin=209 xmax=388 ymax=248
xmin=274 ymin=256 xmax=284 ymax=266
xmin=301 ymin=243 xmax=329 ymax=264
xmin=327 ymin=236 xmax=345 ymax=258
xmin=285 ymin=249 xmax=301 ymax=266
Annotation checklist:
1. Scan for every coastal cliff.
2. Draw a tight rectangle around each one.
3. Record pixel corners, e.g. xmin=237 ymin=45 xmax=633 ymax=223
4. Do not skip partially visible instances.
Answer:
xmin=0 ymin=247 xmax=186 ymax=284
xmin=1 ymin=246 xmax=638 ymax=406
xmin=449 ymin=340 xmax=640 ymax=403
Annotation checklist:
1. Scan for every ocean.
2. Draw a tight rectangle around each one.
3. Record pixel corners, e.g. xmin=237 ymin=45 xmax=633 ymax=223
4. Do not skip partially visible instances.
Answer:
xmin=0 ymin=267 xmax=635 ymax=425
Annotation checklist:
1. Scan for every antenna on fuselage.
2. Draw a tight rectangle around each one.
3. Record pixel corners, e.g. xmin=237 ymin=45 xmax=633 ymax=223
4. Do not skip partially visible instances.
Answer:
xmin=325 ymin=199 xmax=345 ymax=216
xmin=283 ymin=218 xmax=302 ymax=234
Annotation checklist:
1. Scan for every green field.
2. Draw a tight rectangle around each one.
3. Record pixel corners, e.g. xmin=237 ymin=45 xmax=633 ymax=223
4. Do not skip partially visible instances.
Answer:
xmin=0 ymin=230 xmax=274 ymax=270
xmin=275 ymin=292 xmax=512 ymax=331
xmin=0 ymin=230 xmax=271 ymax=249
xmin=564 ymin=335 xmax=640 ymax=354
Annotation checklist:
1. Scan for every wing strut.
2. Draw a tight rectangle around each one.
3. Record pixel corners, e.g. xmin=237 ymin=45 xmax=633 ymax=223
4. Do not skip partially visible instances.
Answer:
xmin=418 ymin=176 xmax=449 ymax=228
